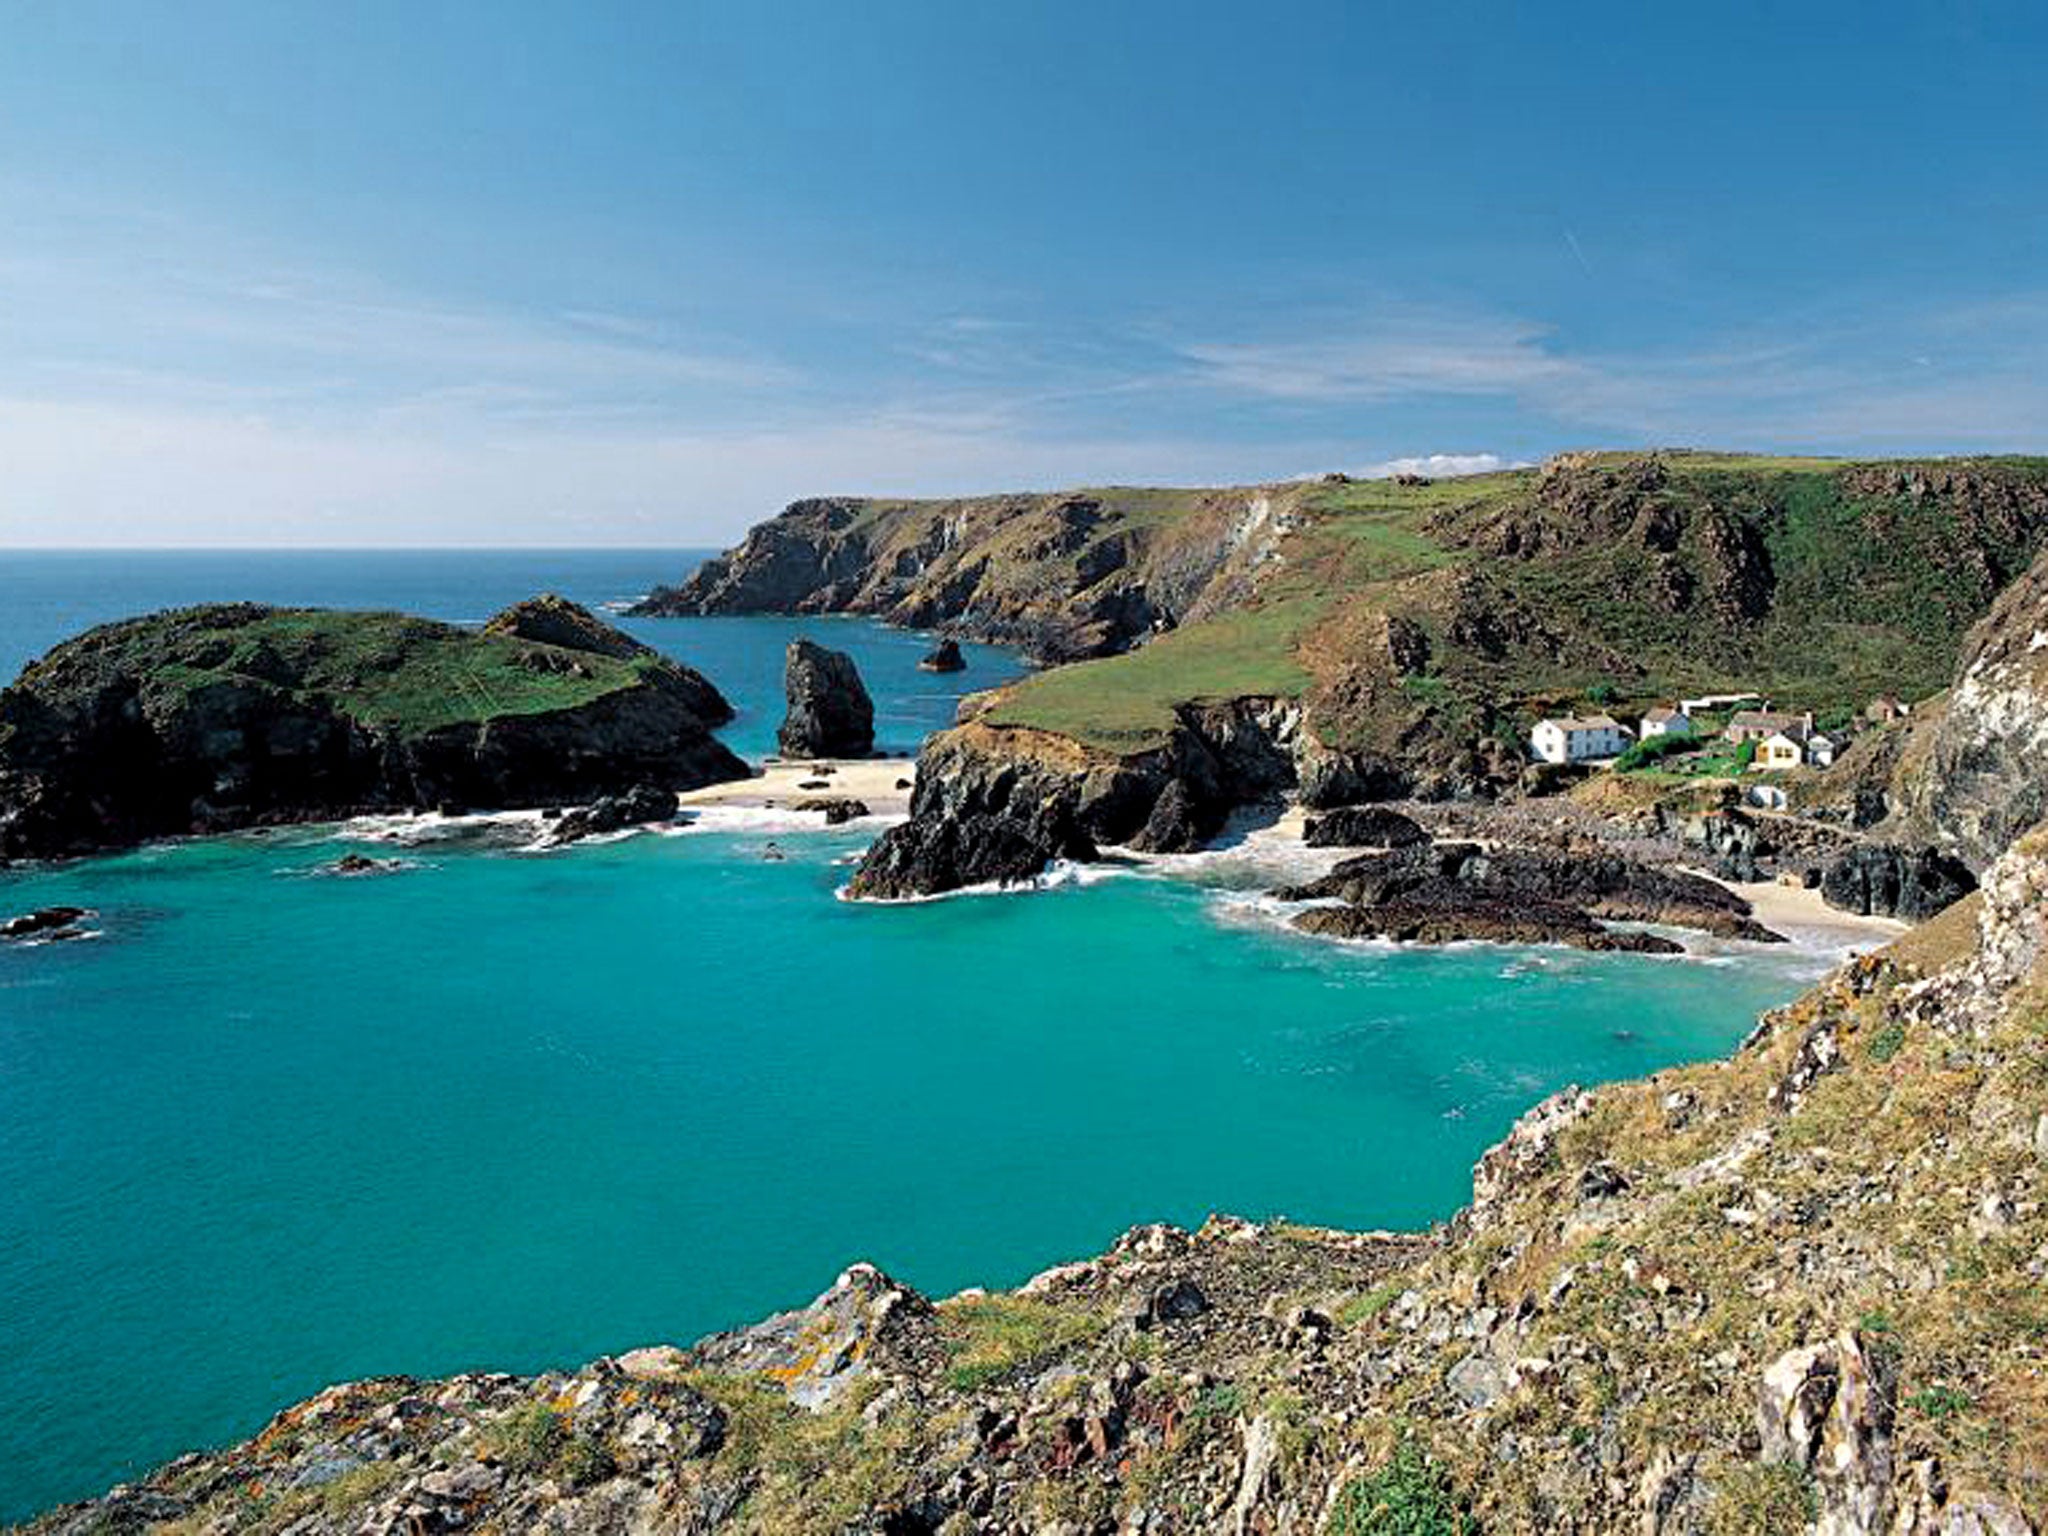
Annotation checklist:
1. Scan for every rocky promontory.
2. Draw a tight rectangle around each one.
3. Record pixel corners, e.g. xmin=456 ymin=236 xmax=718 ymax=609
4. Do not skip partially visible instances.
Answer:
xmin=0 ymin=598 xmax=747 ymax=861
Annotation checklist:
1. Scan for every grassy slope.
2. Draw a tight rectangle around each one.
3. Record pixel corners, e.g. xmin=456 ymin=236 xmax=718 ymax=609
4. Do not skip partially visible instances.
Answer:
xmin=986 ymin=453 xmax=2048 ymax=755
xmin=21 ymin=607 xmax=654 ymax=735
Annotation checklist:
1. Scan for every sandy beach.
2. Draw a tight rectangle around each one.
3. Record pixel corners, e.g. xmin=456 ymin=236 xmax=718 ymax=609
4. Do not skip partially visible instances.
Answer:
xmin=1716 ymin=875 xmax=1909 ymax=952
xmin=676 ymin=757 xmax=919 ymax=816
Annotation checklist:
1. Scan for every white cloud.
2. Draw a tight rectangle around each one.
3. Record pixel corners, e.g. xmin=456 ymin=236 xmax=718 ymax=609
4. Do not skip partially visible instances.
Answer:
xmin=1362 ymin=452 xmax=1520 ymax=479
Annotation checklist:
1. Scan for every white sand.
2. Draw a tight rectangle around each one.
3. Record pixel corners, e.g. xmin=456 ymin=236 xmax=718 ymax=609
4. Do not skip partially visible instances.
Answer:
xmin=1715 ymin=875 xmax=1908 ymax=951
xmin=676 ymin=757 xmax=918 ymax=815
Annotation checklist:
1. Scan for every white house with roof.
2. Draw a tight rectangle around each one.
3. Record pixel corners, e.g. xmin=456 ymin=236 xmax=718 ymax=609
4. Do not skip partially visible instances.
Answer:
xmin=1639 ymin=705 xmax=1693 ymax=739
xmin=1530 ymin=714 xmax=1632 ymax=765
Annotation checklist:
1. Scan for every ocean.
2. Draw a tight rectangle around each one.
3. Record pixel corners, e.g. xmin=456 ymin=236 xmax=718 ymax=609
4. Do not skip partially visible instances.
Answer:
xmin=0 ymin=551 xmax=1830 ymax=1519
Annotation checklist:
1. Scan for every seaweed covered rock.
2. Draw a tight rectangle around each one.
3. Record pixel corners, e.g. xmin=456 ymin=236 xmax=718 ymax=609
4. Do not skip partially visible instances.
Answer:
xmin=0 ymin=601 xmax=746 ymax=861
xmin=777 ymin=639 xmax=875 ymax=758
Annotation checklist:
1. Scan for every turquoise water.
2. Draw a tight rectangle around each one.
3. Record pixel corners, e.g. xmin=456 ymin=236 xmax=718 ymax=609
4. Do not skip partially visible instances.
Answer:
xmin=0 ymin=553 xmax=1824 ymax=1519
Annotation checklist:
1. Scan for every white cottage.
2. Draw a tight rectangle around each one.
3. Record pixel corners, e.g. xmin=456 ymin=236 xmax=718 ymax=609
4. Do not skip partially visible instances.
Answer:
xmin=1531 ymin=714 xmax=1631 ymax=765
xmin=1639 ymin=706 xmax=1693 ymax=739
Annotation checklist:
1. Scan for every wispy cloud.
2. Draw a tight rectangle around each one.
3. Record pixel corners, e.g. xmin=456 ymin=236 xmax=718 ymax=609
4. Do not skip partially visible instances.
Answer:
xmin=1179 ymin=311 xmax=1579 ymax=402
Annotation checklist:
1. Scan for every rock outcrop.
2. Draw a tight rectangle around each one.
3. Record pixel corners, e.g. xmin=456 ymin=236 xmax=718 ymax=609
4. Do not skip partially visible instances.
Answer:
xmin=0 ymin=601 xmax=747 ymax=861
xmin=1896 ymin=543 xmax=2048 ymax=870
xmin=918 ymin=637 xmax=966 ymax=673
xmin=1819 ymin=842 xmax=1977 ymax=921
xmin=1277 ymin=839 xmax=1786 ymax=945
xmin=776 ymin=639 xmax=874 ymax=758
xmin=847 ymin=702 xmax=1297 ymax=898
xmin=542 ymin=784 xmax=681 ymax=845
xmin=1301 ymin=804 xmax=1429 ymax=848
xmin=485 ymin=593 xmax=734 ymax=727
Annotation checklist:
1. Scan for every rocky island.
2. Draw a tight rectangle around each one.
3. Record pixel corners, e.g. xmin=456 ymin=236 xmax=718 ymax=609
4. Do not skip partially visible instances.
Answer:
xmin=0 ymin=594 xmax=747 ymax=861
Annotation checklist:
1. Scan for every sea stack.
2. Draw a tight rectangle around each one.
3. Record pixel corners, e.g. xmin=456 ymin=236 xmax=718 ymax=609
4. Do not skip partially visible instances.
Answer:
xmin=918 ymin=637 xmax=965 ymax=673
xmin=778 ymin=639 xmax=875 ymax=757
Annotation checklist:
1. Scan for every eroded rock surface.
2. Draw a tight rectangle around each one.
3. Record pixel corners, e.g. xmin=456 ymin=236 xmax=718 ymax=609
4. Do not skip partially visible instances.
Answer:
xmin=777 ymin=639 xmax=875 ymax=758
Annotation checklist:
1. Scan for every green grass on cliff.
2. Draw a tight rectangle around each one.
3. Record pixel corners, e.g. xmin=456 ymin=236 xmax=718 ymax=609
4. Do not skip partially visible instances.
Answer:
xmin=29 ymin=606 xmax=652 ymax=735
xmin=988 ymin=453 xmax=2048 ymax=758
xmin=983 ymin=600 xmax=1319 ymax=750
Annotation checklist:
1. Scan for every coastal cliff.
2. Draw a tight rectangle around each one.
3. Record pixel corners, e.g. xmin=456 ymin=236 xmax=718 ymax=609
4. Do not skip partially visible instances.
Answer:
xmin=31 ymin=823 xmax=2048 ymax=1533
xmin=0 ymin=596 xmax=746 ymax=861
xmin=630 ymin=486 xmax=1299 ymax=665
xmin=817 ymin=455 xmax=2048 ymax=899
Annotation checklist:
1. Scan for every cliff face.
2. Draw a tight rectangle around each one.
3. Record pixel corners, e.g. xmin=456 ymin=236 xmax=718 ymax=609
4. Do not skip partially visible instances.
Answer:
xmin=1892 ymin=544 xmax=2048 ymax=871
xmin=631 ymin=486 xmax=1307 ymax=664
xmin=33 ymin=827 xmax=2048 ymax=1534
xmin=846 ymin=700 xmax=1298 ymax=898
xmin=0 ymin=598 xmax=746 ymax=860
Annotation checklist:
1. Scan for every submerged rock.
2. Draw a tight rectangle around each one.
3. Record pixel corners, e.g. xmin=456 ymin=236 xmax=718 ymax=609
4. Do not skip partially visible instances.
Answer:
xmin=778 ymin=639 xmax=875 ymax=758
xmin=1 ymin=905 xmax=91 ymax=940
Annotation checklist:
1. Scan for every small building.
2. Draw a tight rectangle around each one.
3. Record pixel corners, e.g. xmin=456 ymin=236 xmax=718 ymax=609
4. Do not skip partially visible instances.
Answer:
xmin=1531 ymin=714 xmax=1632 ymax=765
xmin=1639 ymin=706 xmax=1693 ymax=739
xmin=1757 ymin=731 xmax=1807 ymax=770
xmin=1746 ymin=783 xmax=1789 ymax=811
xmin=1680 ymin=691 xmax=1766 ymax=716
xmin=1866 ymin=695 xmax=1910 ymax=723
xmin=1727 ymin=709 xmax=1814 ymax=745
xmin=1807 ymin=732 xmax=1839 ymax=768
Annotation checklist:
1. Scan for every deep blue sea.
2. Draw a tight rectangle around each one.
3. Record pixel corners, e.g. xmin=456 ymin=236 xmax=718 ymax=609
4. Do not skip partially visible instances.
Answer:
xmin=0 ymin=551 xmax=1829 ymax=1520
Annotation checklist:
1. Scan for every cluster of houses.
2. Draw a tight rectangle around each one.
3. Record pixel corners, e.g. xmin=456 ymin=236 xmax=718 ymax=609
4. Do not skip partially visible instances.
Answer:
xmin=1530 ymin=691 xmax=1869 ymax=771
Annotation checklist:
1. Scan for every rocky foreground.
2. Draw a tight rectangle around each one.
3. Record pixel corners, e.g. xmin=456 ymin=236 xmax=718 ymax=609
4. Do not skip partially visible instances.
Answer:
xmin=30 ymin=826 xmax=2047 ymax=1533
xmin=0 ymin=596 xmax=746 ymax=861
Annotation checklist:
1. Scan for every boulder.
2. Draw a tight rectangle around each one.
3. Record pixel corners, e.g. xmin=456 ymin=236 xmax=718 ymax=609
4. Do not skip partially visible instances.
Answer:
xmin=545 ymin=785 xmax=680 ymax=845
xmin=1756 ymin=1331 xmax=1896 ymax=1535
xmin=791 ymin=796 xmax=870 ymax=825
xmin=777 ymin=640 xmax=875 ymax=758
xmin=917 ymin=638 xmax=966 ymax=673
xmin=691 ymin=1263 xmax=936 ymax=1412
xmin=1819 ymin=844 xmax=1976 ymax=920
xmin=1301 ymin=806 xmax=1428 ymax=849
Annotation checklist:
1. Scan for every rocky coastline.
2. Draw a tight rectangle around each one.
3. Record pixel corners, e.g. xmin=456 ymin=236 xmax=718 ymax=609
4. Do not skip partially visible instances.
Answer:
xmin=32 ymin=823 xmax=2048 ymax=1533
xmin=0 ymin=596 xmax=747 ymax=862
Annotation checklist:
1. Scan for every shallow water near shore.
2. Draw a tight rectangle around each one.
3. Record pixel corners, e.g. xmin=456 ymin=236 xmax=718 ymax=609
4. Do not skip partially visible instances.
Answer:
xmin=0 ymin=552 xmax=1847 ymax=1519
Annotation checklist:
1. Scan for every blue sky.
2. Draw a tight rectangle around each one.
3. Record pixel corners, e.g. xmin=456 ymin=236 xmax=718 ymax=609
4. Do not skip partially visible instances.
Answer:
xmin=3 ymin=0 xmax=2045 ymax=546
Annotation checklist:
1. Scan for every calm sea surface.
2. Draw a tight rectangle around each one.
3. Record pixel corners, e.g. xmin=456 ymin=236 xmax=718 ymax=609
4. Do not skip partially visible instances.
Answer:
xmin=0 ymin=551 xmax=1823 ymax=1518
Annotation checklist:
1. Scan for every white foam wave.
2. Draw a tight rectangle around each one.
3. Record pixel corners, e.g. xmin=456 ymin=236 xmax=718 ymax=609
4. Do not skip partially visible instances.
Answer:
xmin=833 ymin=856 xmax=1120 ymax=905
